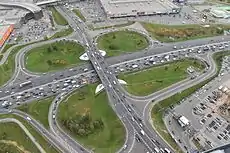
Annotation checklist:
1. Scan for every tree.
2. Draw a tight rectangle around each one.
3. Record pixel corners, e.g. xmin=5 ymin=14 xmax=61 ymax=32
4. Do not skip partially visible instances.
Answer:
xmin=78 ymin=128 xmax=86 ymax=136
xmin=53 ymin=46 xmax=58 ymax=51
xmin=1 ymin=132 xmax=7 ymax=139
xmin=47 ymin=47 xmax=52 ymax=53
xmin=164 ymin=66 xmax=168 ymax=71
xmin=112 ymin=34 xmax=116 ymax=39
xmin=47 ymin=60 xmax=52 ymax=66
xmin=108 ymin=44 xmax=117 ymax=50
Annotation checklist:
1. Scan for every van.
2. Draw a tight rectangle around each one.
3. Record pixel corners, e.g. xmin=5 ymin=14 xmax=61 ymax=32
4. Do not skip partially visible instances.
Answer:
xmin=164 ymin=148 xmax=170 ymax=153
xmin=154 ymin=147 xmax=160 ymax=153
xmin=140 ymin=130 xmax=145 ymax=135
xmin=132 ymin=64 xmax=138 ymax=68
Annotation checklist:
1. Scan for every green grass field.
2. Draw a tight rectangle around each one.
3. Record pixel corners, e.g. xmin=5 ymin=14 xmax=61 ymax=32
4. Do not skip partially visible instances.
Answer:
xmin=151 ymin=51 xmax=230 ymax=152
xmin=25 ymin=40 xmax=85 ymax=72
xmin=57 ymin=84 xmax=125 ymax=153
xmin=0 ymin=114 xmax=59 ymax=153
xmin=73 ymin=9 xmax=86 ymax=22
xmin=119 ymin=59 xmax=205 ymax=96
xmin=17 ymin=97 xmax=55 ymax=129
xmin=97 ymin=30 xmax=149 ymax=56
xmin=49 ymin=7 xmax=68 ymax=26
xmin=49 ymin=27 xmax=73 ymax=39
xmin=142 ymin=23 xmax=230 ymax=42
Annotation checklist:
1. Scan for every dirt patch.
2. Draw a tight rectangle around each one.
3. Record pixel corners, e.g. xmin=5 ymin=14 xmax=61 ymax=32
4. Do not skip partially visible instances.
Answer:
xmin=0 ymin=140 xmax=31 ymax=153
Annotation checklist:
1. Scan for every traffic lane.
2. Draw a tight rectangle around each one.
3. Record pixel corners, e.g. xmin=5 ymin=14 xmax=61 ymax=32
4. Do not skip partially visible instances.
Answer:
xmin=0 ymin=73 xmax=94 ymax=108
xmin=13 ymin=37 xmax=227 ymax=95
xmin=130 ymin=139 xmax=150 ymax=153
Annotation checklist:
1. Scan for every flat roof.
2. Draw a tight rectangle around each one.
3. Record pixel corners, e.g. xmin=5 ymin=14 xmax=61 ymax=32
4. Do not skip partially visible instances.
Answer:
xmin=100 ymin=0 xmax=179 ymax=17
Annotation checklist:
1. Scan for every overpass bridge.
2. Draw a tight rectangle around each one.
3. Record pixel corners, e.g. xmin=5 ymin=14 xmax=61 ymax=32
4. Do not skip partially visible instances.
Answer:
xmin=36 ymin=0 xmax=61 ymax=6
xmin=0 ymin=1 xmax=43 ymax=20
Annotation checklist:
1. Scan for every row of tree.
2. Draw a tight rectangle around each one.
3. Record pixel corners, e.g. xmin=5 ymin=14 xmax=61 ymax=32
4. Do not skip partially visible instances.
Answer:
xmin=46 ymin=59 xmax=67 ymax=66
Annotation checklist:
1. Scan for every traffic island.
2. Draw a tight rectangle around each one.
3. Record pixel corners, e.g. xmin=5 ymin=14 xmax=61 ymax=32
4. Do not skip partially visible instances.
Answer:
xmin=119 ymin=59 xmax=205 ymax=96
xmin=25 ymin=40 xmax=85 ymax=72
xmin=49 ymin=7 xmax=68 ymax=26
xmin=96 ymin=30 xmax=149 ymax=56
xmin=142 ymin=23 xmax=230 ymax=42
xmin=57 ymin=84 xmax=125 ymax=153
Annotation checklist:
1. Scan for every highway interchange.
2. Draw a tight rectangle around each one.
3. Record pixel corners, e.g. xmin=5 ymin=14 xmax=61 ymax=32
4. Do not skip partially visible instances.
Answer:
xmin=1 ymin=5 xmax=230 ymax=153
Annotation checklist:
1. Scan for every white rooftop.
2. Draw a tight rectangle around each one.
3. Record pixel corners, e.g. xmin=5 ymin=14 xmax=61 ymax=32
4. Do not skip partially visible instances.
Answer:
xmin=179 ymin=116 xmax=189 ymax=125
xmin=100 ymin=0 xmax=179 ymax=17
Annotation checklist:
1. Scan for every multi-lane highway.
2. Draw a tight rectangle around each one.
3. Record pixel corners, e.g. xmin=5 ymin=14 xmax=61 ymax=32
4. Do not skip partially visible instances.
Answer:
xmin=0 ymin=4 xmax=230 ymax=153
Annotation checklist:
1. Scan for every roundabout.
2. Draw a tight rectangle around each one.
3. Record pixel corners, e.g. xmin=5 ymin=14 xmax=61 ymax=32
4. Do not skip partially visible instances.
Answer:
xmin=96 ymin=30 xmax=150 ymax=56
xmin=25 ymin=40 xmax=85 ymax=72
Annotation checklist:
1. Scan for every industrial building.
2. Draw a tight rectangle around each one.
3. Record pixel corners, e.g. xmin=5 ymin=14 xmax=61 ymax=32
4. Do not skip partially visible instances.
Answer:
xmin=0 ymin=24 xmax=14 ymax=47
xmin=99 ymin=0 xmax=181 ymax=18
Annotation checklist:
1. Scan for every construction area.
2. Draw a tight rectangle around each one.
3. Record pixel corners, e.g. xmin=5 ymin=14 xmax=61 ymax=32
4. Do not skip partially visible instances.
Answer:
xmin=0 ymin=24 xmax=14 ymax=48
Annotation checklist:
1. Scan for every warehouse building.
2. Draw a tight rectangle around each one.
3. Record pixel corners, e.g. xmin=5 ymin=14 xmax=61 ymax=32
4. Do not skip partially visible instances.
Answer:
xmin=0 ymin=24 xmax=14 ymax=47
xmin=99 ymin=0 xmax=181 ymax=18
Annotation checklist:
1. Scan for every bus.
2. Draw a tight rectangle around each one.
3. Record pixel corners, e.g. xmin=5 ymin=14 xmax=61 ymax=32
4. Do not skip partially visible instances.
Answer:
xmin=19 ymin=81 xmax=32 ymax=88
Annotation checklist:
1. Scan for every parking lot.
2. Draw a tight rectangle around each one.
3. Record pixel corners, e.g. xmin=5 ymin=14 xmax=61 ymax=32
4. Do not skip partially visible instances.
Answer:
xmin=9 ymin=10 xmax=55 ymax=43
xmin=165 ymin=54 xmax=230 ymax=151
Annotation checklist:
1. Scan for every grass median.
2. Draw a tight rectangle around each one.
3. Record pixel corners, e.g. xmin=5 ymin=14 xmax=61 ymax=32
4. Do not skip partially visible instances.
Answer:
xmin=1 ymin=43 xmax=16 ymax=54
xmin=49 ymin=26 xmax=73 ymax=39
xmin=57 ymin=84 xmax=125 ymax=153
xmin=0 ymin=114 xmax=59 ymax=153
xmin=119 ymin=59 xmax=205 ymax=96
xmin=142 ymin=23 xmax=230 ymax=42
xmin=25 ymin=40 xmax=85 ymax=72
xmin=17 ymin=96 xmax=55 ymax=129
xmin=151 ymin=50 xmax=230 ymax=152
xmin=92 ymin=21 xmax=135 ymax=30
xmin=97 ymin=30 xmax=149 ymax=56
xmin=49 ymin=7 xmax=68 ymax=26
xmin=73 ymin=9 xmax=86 ymax=22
